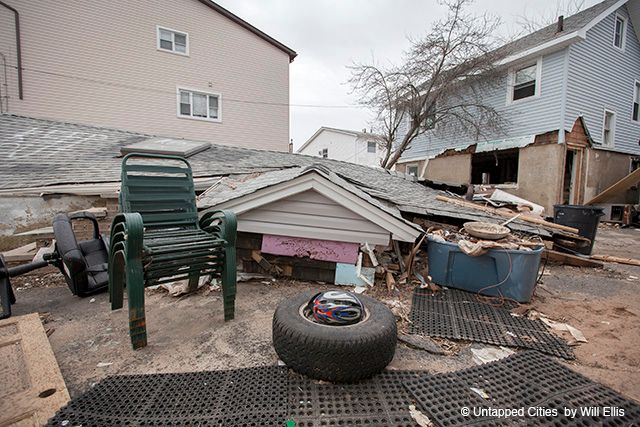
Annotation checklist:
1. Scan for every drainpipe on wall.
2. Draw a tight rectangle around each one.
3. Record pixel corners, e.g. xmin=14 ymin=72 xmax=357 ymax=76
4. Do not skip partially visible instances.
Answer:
xmin=559 ymin=129 xmax=566 ymax=144
xmin=0 ymin=1 xmax=23 ymax=100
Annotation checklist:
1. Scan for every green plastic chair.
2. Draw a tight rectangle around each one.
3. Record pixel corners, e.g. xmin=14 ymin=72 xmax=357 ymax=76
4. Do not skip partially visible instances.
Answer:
xmin=109 ymin=153 xmax=237 ymax=349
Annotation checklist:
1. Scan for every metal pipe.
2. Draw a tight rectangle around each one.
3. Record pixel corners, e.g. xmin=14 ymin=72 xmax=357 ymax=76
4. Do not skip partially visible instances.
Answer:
xmin=0 ymin=1 xmax=23 ymax=99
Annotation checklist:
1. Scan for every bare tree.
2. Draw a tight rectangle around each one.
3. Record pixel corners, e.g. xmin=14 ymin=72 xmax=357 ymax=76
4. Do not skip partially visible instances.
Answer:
xmin=349 ymin=0 xmax=506 ymax=170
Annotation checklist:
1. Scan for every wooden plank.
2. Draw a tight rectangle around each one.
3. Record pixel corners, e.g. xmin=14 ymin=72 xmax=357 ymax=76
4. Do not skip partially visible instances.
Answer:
xmin=0 ymin=313 xmax=70 ymax=426
xmin=1 ymin=243 xmax=38 ymax=263
xmin=435 ymin=195 xmax=580 ymax=234
xmin=586 ymin=168 xmax=640 ymax=205
xmin=545 ymin=250 xmax=604 ymax=268
xmin=590 ymin=254 xmax=640 ymax=267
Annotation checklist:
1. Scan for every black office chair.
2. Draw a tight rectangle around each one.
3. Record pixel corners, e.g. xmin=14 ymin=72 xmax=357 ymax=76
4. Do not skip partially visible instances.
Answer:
xmin=0 ymin=212 xmax=110 ymax=319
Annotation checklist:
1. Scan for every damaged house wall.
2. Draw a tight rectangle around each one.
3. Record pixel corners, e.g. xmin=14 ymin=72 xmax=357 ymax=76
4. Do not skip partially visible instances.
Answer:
xmin=0 ymin=195 xmax=101 ymax=236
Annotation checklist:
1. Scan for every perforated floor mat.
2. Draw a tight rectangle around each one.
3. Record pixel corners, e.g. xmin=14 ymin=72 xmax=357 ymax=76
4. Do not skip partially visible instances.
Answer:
xmin=288 ymin=370 xmax=422 ymax=426
xmin=46 ymin=367 xmax=423 ymax=426
xmin=403 ymin=351 xmax=640 ymax=426
xmin=409 ymin=288 xmax=574 ymax=359
xmin=46 ymin=366 xmax=290 ymax=426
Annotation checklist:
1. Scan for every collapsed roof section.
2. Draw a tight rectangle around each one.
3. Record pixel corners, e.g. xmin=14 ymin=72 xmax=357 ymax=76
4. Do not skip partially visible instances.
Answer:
xmin=0 ymin=114 xmax=554 ymax=236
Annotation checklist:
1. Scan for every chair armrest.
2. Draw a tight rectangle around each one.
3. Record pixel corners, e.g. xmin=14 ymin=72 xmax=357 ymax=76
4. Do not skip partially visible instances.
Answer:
xmin=199 ymin=210 xmax=237 ymax=246
xmin=109 ymin=213 xmax=145 ymax=258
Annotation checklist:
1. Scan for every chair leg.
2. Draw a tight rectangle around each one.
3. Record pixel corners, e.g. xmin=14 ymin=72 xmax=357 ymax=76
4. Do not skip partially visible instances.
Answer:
xmin=109 ymin=251 xmax=125 ymax=310
xmin=126 ymin=260 xmax=147 ymax=349
xmin=187 ymin=273 xmax=200 ymax=293
xmin=221 ymin=244 xmax=237 ymax=321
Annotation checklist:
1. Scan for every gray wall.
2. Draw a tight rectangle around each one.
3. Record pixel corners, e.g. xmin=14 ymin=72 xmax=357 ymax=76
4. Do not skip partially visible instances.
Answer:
xmin=565 ymin=4 xmax=640 ymax=155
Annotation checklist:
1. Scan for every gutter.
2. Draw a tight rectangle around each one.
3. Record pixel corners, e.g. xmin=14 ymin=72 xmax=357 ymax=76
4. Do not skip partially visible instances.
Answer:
xmin=0 ymin=1 xmax=23 ymax=99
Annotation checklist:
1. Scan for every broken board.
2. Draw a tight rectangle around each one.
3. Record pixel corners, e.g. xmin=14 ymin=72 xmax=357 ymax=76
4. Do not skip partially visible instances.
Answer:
xmin=0 ymin=313 xmax=70 ymax=426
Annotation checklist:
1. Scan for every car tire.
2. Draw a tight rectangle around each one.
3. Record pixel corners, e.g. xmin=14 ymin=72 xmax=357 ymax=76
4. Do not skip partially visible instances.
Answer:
xmin=272 ymin=291 xmax=397 ymax=383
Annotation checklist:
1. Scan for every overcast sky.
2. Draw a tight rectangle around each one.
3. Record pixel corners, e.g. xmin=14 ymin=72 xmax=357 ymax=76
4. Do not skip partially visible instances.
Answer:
xmin=215 ymin=0 xmax=600 ymax=150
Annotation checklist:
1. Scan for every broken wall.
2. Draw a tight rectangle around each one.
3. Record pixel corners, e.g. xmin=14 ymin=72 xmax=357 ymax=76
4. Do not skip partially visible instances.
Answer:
xmin=0 ymin=195 xmax=101 ymax=236
xmin=514 ymin=143 xmax=565 ymax=214
xmin=424 ymin=155 xmax=471 ymax=184
xmin=585 ymin=150 xmax=635 ymax=203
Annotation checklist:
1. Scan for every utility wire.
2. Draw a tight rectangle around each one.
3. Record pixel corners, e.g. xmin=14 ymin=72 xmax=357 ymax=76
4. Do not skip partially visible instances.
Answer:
xmin=4 ymin=63 xmax=366 ymax=109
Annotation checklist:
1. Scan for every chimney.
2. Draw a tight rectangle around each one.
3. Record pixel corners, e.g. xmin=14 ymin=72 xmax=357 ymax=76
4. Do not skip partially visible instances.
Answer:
xmin=288 ymin=138 xmax=293 ymax=153
xmin=362 ymin=128 xmax=367 ymax=133
xmin=557 ymin=15 xmax=564 ymax=33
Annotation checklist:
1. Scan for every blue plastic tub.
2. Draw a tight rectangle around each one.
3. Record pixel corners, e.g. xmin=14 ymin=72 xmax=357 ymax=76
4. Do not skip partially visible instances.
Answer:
xmin=426 ymin=237 xmax=543 ymax=303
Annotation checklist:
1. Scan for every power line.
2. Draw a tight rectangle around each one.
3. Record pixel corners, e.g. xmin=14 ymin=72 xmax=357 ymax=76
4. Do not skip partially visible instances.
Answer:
xmin=4 ymin=63 xmax=366 ymax=109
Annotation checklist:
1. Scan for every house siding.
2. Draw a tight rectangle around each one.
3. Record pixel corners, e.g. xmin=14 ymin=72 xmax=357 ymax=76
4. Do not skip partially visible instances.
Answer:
xmin=0 ymin=0 xmax=290 ymax=151
xmin=297 ymin=129 xmax=384 ymax=167
xmin=400 ymin=49 xmax=569 ymax=161
xmin=237 ymin=189 xmax=391 ymax=245
xmin=565 ymin=4 xmax=640 ymax=155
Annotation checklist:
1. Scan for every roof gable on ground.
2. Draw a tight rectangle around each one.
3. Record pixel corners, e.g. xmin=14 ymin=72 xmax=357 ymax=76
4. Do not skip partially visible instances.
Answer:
xmin=202 ymin=166 xmax=423 ymax=243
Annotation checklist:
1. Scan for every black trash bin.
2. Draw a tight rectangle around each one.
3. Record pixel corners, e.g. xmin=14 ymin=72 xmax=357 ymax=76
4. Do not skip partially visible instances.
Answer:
xmin=553 ymin=205 xmax=605 ymax=255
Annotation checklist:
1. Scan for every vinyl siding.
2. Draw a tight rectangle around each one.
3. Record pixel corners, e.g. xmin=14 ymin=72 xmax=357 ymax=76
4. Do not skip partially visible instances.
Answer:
xmin=237 ymin=189 xmax=391 ymax=245
xmin=400 ymin=49 xmax=568 ymax=160
xmin=298 ymin=129 xmax=384 ymax=167
xmin=0 ymin=0 xmax=290 ymax=151
xmin=565 ymin=4 xmax=640 ymax=155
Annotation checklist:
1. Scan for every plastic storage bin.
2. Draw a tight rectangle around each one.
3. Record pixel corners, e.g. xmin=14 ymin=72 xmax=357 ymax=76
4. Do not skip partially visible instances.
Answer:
xmin=426 ymin=237 xmax=543 ymax=303
xmin=553 ymin=205 xmax=604 ymax=255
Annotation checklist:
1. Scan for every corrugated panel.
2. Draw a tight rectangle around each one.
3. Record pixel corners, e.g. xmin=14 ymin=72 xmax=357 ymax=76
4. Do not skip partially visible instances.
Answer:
xmin=565 ymin=4 xmax=640 ymax=155
xmin=401 ymin=49 xmax=568 ymax=160
xmin=237 ymin=189 xmax=391 ymax=245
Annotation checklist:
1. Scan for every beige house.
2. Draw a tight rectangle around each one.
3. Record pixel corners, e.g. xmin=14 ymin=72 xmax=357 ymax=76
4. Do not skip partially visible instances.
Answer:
xmin=0 ymin=0 xmax=296 ymax=151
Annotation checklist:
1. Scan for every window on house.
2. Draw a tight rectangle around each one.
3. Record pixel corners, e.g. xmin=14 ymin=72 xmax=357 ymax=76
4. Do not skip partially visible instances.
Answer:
xmin=319 ymin=148 xmax=328 ymax=158
xmin=158 ymin=27 xmax=188 ymax=55
xmin=603 ymin=110 xmax=615 ymax=146
xmin=367 ymin=141 xmax=376 ymax=153
xmin=512 ymin=64 xmax=538 ymax=101
xmin=633 ymin=81 xmax=639 ymax=122
xmin=407 ymin=164 xmax=419 ymax=177
xmin=178 ymin=89 xmax=220 ymax=121
xmin=471 ymin=149 xmax=519 ymax=185
xmin=614 ymin=15 xmax=626 ymax=49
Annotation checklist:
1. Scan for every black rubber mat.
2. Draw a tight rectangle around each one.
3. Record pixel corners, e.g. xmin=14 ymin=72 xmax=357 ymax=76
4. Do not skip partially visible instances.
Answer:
xmin=409 ymin=288 xmax=574 ymax=359
xmin=403 ymin=351 xmax=640 ymax=426
xmin=288 ymin=370 xmax=422 ymax=426
xmin=47 ymin=367 xmax=423 ymax=426
xmin=47 ymin=366 xmax=290 ymax=426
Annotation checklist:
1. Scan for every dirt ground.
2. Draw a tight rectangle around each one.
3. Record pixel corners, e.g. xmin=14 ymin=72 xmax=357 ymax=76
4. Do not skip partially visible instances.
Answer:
xmin=8 ymin=226 xmax=640 ymax=403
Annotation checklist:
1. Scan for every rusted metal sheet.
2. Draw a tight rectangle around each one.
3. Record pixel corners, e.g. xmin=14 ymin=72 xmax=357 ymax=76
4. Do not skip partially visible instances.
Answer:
xmin=0 ymin=313 xmax=70 ymax=426
xmin=261 ymin=235 xmax=359 ymax=264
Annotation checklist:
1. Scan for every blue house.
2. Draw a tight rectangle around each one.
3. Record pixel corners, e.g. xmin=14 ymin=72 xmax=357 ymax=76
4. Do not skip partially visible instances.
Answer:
xmin=396 ymin=0 xmax=640 ymax=215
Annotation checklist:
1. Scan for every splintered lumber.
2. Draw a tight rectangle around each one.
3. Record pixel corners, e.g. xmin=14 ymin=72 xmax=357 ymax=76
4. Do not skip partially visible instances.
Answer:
xmin=585 ymin=168 xmax=640 ymax=205
xmin=1 ymin=242 xmax=38 ymax=262
xmin=435 ymin=195 xmax=579 ymax=234
xmin=590 ymin=254 xmax=640 ymax=267
xmin=545 ymin=250 xmax=603 ymax=268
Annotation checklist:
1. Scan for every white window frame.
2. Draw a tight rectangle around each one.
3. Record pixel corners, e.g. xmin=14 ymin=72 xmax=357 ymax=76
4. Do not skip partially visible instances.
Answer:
xmin=406 ymin=163 xmax=419 ymax=177
xmin=613 ymin=14 xmax=627 ymax=51
xmin=319 ymin=148 xmax=328 ymax=158
xmin=632 ymin=80 xmax=640 ymax=122
xmin=601 ymin=109 xmax=616 ymax=147
xmin=506 ymin=57 xmax=542 ymax=105
xmin=367 ymin=141 xmax=377 ymax=153
xmin=157 ymin=25 xmax=189 ymax=56
xmin=176 ymin=87 xmax=222 ymax=123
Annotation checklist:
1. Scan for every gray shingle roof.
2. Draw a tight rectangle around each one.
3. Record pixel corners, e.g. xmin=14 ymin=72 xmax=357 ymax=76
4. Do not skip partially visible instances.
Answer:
xmin=0 ymin=114 xmax=553 ymax=236
xmin=496 ymin=0 xmax=621 ymax=59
